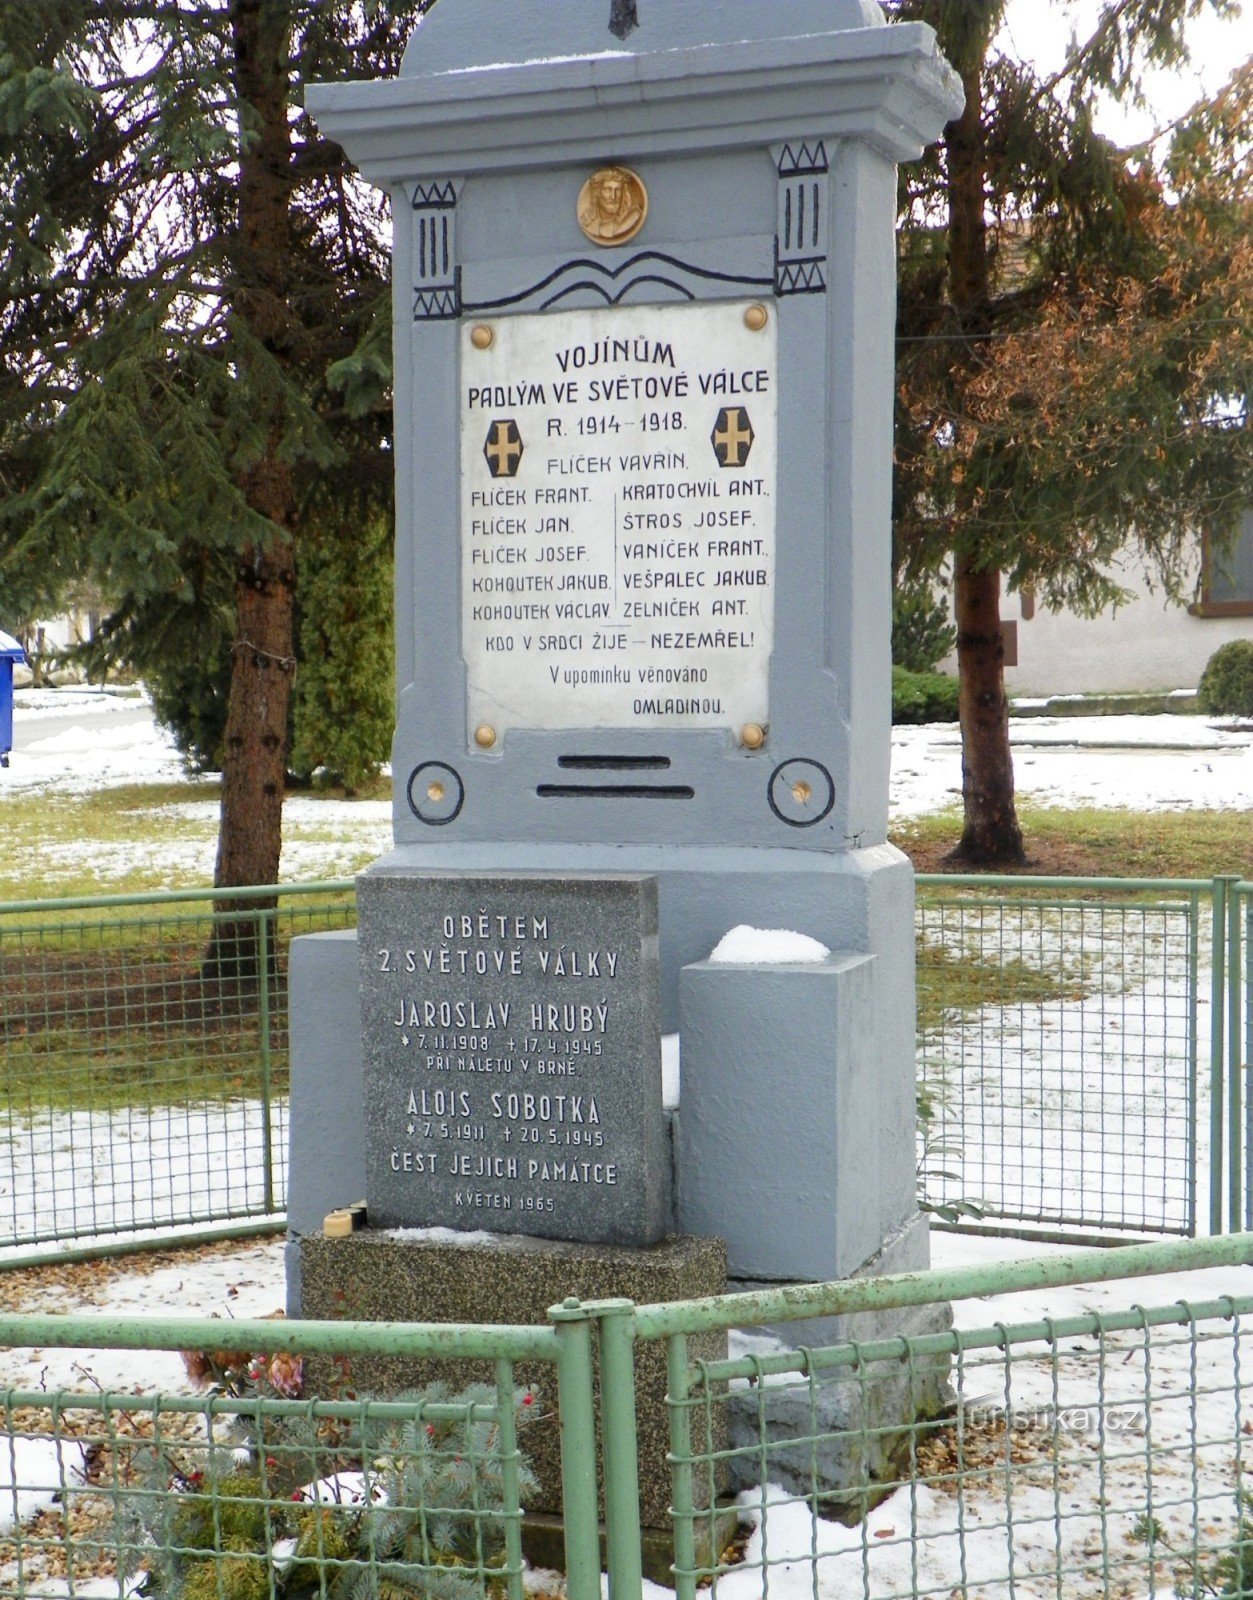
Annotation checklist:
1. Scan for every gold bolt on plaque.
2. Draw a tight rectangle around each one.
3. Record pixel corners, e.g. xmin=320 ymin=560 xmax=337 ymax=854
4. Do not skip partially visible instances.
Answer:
xmin=741 ymin=723 xmax=766 ymax=750
xmin=474 ymin=725 xmax=497 ymax=750
xmin=791 ymin=780 xmax=814 ymax=806
xmin=578 ymin=166 xmax=649 ymax=247
xmin=745 ymin=304 xmax=770 ymax=331
xmin=427 ymin=780 xmax=447 ymax=803
xmin=470 ymin=324 xmax=495 ymax=350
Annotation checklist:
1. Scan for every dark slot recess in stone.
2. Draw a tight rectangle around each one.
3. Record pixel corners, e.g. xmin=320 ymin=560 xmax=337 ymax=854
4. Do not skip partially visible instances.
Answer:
xmin=558 ymin=755 xmax=672 ymax=771
xmin=536 ymin=783 xmax=695 ymax=800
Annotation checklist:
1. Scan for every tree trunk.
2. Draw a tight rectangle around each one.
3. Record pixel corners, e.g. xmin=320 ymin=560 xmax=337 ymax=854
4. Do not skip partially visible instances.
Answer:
xmin=942 ymin=0 xmax=1024 ymax=866
xmin=206 ymin=0 xmax=296 ymax=981
xmin=950 ymin=556 xmax=1025 ymax=865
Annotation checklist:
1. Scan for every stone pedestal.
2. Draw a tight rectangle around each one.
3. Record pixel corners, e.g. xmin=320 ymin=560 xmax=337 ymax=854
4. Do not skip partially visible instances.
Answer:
xmin=298 ymin=1228 xmax=727 ymax=1535
xmin=285 ymin=842 xmax=920 ymax=1297
xmin=291 ymin=0 xmax=964 ymax=1573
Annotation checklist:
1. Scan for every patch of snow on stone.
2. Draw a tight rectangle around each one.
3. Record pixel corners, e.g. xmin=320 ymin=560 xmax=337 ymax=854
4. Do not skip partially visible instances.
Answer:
xmin=389 ymin=1226 xmax=498 ymax=1247
xmin=709 ymin=926 xmax=830 ymax=965
xmin=661 ymin=1033 xmax=680 ymax=1110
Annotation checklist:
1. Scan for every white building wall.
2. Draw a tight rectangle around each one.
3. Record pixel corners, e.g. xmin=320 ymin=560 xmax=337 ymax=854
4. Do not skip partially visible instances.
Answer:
xmin=939 ymin=553 xmax=1253 ymax=697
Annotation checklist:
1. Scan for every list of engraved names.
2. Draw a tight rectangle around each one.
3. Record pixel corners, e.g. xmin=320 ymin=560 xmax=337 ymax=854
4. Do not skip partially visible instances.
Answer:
xmin=460 ymin=300 xmax=778 ymax=738
xmin=363 ymin=888 xmax=656 ymax=1238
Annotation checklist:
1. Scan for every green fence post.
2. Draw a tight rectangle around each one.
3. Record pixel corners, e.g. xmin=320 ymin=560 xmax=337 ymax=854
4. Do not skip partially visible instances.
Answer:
xmin=594 ymin=1301 xmax=645 ymax=1600
xmin=1211 ymin=877 xmax=1229 ymax=1234
xmin=258 ymin=906 xmax=275 ymax=1215
xmin=666 ymin=1332 xmax=698 ymax=1600
xmin=1229 ymin=879 xmax=1245 ymax=1233
xmin=550 ymin=1297 xmax=603 ymax=1600
xmin=1188 ymin=888 xmax=1202 ymax=1237
xmin=494 ymin=1357 xmax=526 ymax=1600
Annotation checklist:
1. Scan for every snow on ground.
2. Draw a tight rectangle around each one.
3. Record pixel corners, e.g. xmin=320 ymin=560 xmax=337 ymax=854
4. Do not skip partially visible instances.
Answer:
xmin=0 ymin=1438 xmax=92 ymax=1536
xmin=0 ymin=1240 xmax=287 ymax=1397
xmin=6 ymin=689 xmax=187 ymax=795
xmin=8 ymin=687 xmax=1253 ymax=830
xmin=0 ymin=1100 xmax=286 ymax=1261
xmin=4 ymin=687 xmax=392 ymax=882
xmin=891 ymin=712 xmax=1253 ymax=819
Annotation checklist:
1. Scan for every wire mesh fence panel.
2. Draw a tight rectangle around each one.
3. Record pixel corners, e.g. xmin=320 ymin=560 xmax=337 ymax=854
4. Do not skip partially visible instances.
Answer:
xmin=0 ymin=1305 xmax=566 ymax=1600
xmin=670 ymin=1295 xmax=1253 ymax=1600
xmin=0 ymin=1382 xmax=535 ymax=1600
xmin=0 ymin=875 xmax=1220 ymax=1255
xmin=916 ymin=888 xmax=1201 ymax=1238
xmin=0 ymin=889 xmax=355 ymax=1250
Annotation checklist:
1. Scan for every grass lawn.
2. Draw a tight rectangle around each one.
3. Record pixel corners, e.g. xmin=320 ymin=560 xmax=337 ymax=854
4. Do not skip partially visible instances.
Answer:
xmin=893 ymin=805 xmax=1253 ymax=880
xmin=6 ymin=784 xmax=1247 ymax=905
xmin=1 ymin=778 xmax=389 ymax=903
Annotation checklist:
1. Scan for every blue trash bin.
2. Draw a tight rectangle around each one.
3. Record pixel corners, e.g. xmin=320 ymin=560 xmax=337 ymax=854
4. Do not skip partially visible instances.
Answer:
xmin=0 ymin=630 xmax=26 ymax=768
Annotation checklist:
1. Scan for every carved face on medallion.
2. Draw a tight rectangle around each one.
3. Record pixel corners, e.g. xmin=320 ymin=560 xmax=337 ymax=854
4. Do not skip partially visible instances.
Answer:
xmin=578 ymin=166 xmax=648 ymax=246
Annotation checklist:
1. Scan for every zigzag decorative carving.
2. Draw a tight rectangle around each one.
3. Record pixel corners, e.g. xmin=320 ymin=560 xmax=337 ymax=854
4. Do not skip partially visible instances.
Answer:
xmin=775 ymin=258 xmax=826 ymax=295
xmin=413 ymin=284 xmax=462 ymax=321
xmin=464 ymin=251 xmax=772 ymax=316
xmin=412 ymin=180 xmax=457 ymax=210
xmin=412 ymin=178 xmax=461 ymax=321
xmin=776 ymin=140 xmax=829 ymax=296
xmin=778 ymin=141 xmax=829 ymax=178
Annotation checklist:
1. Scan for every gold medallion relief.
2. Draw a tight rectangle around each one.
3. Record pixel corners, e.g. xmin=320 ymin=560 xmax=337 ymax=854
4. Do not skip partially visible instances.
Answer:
xmin=577 ymin=166 xmax=648 ymax=246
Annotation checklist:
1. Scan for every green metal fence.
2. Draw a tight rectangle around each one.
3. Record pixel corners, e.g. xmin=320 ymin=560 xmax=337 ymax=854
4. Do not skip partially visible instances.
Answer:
xmin=0 ymin=1305 xmax=603 ymax=1600
xmin=1243 ymin=885 xmax=1252 ymax=1231
xmin=0 ymin=883 xmax=355 ymax=1254
xmin=915 ymin=874 xmax=1251 ymax=1243
xmin=3 ymin=1234 xmax=1253 ymax=1600
xmin=637 ymin=1230 xmax=1253 ymax=1600
xmin=1 ymin=875 xmax=1249 ymax=1256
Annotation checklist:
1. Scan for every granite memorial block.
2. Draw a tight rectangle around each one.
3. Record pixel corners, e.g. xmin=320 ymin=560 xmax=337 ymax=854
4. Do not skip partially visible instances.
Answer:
xmin=356 ymin=870 xmax=669 ymax=1245
xmin=298 ymin=1228 xmax=727 ymax=1548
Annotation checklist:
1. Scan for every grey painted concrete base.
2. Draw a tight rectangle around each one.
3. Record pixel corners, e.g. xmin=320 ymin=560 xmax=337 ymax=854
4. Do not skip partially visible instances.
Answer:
xmin=286 ymin=841 xmax=919 ymax=1298
xmin=678 ymin=950 xmax=883 ymax=1281
xmin=286 ymin=929 xmax=367 ymax=1293
xmin=726 ymin=1218 xmax=953 ymax=1522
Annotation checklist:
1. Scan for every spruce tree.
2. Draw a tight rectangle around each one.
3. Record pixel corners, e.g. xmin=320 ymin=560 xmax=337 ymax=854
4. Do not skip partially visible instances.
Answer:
xmin=0 ymin=1 xmax=421 ymax=963
xmin=891 ymin=0 xmax=1251 ymax=864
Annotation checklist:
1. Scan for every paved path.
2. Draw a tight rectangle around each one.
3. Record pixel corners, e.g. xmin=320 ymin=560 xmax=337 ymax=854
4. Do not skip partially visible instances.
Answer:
xmin=13 ymin=702 xmax=153 ymax=752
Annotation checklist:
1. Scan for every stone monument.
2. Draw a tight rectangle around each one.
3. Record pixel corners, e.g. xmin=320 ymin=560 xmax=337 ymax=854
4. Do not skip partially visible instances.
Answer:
xmin=290 ymin=0 xmax=962 ymax=1563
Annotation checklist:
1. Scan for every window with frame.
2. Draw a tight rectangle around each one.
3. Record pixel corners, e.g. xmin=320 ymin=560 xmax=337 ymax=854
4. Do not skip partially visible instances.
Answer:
xmin=1193 ymin=506 xmax=1253 ymax=617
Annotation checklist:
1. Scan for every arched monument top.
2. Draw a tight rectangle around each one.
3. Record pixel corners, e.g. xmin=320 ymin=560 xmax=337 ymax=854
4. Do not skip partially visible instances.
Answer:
xmin=400 ymin=0 xmax=886 ymax=77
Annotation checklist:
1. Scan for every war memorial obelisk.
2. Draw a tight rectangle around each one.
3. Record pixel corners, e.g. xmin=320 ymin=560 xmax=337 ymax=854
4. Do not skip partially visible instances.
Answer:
xmin=289 ymin=0 xmax=962 ymax=1555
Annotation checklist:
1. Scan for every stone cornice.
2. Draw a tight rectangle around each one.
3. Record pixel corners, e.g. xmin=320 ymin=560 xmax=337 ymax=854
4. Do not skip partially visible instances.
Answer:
xmin=306 ymin=24 xmax=963 ymax=185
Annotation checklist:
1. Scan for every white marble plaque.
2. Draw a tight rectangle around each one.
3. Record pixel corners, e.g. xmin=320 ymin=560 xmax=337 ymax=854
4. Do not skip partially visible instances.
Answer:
xmin=460 ymin=300 xmax=777 ymax=739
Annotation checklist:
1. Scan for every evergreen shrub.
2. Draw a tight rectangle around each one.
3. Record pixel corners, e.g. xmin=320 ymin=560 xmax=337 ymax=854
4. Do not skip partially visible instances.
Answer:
xmin=1198 ymin=639 xmax=1253 ymax=718
xmin=290 ymin=514 xmax=393 ymax=794
xmin=891 ymin=579 xmax=956 ymax=674
xmin=108 ymin=1349 xmax=538 ymax=1600
xmin=892 ymin=665 xmax=960 ymax=724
